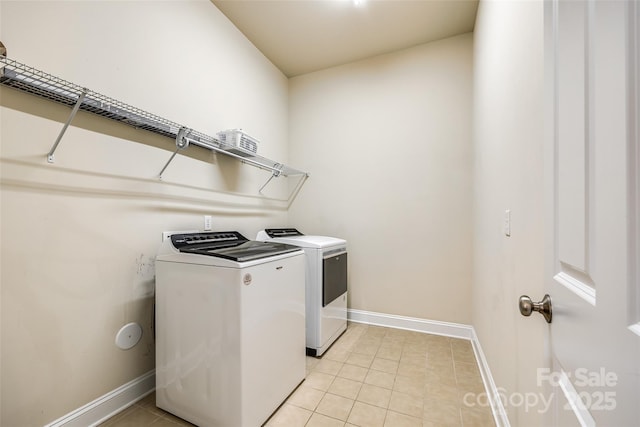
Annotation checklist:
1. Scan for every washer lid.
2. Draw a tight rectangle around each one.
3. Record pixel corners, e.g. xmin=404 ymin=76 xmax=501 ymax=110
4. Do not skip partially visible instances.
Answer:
xmin=181 ymin=240 xmax=301 ymax=262
xmin=171 ymin=231 xmax=301 ymax=262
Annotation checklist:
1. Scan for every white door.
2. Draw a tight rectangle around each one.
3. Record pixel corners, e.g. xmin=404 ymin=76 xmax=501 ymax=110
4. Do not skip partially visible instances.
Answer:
xmin=543 ymin=0 xmax=640 ymax=426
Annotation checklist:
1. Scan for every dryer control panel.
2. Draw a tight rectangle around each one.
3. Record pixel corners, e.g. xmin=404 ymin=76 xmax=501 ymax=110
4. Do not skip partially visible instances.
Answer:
xmin=264 ymin=228 xmax=304 ymax=238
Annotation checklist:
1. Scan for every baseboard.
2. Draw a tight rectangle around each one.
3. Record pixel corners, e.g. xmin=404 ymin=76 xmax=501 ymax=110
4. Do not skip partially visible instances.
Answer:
xmin=469 ymin=329 xmax=511 ymax=427
xmin=347 ymin=308 xmax=474 ymax=340
xmin=44 ymin=370 xmax=155 ymax=427
xmin=347 ymin=308 xmax=510 ymax=427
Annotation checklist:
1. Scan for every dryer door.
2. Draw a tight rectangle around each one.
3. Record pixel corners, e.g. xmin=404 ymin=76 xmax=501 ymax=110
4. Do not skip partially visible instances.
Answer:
xmin=322 ymin=251 xmax=347 ymax=306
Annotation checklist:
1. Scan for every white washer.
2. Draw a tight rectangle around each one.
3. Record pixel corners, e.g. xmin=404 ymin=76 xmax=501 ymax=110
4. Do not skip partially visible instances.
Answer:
xmin=256 ymin=228 xmax=347 ymax=357
xmin=155 ymin=231 xmax=305 ymax=427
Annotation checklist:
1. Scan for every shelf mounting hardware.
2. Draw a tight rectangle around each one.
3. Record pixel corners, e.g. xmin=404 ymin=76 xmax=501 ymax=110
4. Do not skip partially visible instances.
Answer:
xmin=259 ymin=164 xmax=283 ymax=194
xmin=47 ymin=89 xmax=87 ymax=163
xmin=159 ymin=127 xmax=191 ymax=179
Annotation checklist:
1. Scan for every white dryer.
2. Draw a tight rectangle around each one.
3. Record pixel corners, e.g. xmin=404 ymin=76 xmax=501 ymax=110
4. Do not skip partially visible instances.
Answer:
xmin=256 ymin=228 xmax=347 ymax=356
xmin=155 ymin=231 xmax=305 ymax=427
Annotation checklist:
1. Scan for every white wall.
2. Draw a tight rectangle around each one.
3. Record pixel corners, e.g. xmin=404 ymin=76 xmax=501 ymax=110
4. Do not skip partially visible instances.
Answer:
xmin=0 ymin=2 xmax=291 ymax=425
xmin=472 ymin=1 xmax=546 ymax=425
xmin=288 ymin=34 xmax=473 ymax=324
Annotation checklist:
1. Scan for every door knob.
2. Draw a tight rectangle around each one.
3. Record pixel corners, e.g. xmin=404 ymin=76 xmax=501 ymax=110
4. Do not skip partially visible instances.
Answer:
xmin=519 ymin=294 xmax=552 ymax=323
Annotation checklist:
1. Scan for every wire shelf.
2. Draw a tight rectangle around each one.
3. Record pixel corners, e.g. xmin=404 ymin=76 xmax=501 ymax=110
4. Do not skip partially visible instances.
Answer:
xmin=0 ymin=56 xmax=307 ymax=179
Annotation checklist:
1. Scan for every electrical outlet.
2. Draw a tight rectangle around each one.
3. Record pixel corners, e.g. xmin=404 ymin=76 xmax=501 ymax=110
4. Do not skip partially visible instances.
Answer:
xmin=204 ymin=215 xmax=212 ymax=231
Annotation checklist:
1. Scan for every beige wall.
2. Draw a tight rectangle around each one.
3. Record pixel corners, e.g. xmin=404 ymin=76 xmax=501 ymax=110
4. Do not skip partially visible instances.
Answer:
xmin=288 ymin=34 xmax=473 ymax=324
xmin=472 ymin=0 xmax=547 ymax=425
xmin=0 ymin=1 xmax=291 ymax=425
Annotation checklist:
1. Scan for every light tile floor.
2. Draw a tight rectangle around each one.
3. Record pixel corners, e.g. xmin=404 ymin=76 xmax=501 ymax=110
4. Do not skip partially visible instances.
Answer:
xmin=100 ymin=323 xmax=496 ymax=427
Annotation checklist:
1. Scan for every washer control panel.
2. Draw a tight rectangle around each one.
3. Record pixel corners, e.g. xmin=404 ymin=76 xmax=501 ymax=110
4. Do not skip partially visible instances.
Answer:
xmin=171 ymin=231 xmax=247 ymax=249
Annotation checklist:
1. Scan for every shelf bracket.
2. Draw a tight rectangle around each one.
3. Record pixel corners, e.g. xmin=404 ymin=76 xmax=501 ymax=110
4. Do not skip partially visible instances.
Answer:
xmin=47 ymin=89 xmax=87 ymax=163
xmin=257 ymin=166 xmax=308 ymax=207
xmin=286 ymin=173 xmax=309 ymax=208
xmin=258 ymin=164 xmax=283 ymax=194
xmin=159 ymin=127 xmax=191 ymax=179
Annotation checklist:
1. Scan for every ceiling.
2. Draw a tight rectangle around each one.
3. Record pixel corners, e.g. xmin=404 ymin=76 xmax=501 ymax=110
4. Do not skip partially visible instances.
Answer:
xmin=211 ymin=0 xmax=479 ymax=77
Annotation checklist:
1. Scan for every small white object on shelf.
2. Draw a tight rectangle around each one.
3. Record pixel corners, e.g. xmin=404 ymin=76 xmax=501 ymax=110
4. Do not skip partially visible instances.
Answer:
xmin=216 ymin=129 xmax=260 ymax=156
